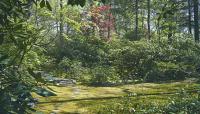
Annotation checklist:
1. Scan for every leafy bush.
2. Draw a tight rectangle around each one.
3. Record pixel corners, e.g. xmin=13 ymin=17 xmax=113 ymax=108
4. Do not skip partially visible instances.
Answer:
xmin=109 ymin=37 xmax=200 ymax=82
xmin=124 ymin=28 xmax=148 ymax=41
xmin=47 ymin=36 xmax=111 ymax=85
xmin=93 ymin=90 xmax=200 ymax=114
xmin=55 ymin=36 xmax=109 ymax=67
xmin=90 ymin=66 xmax=120 ymax=86
xmin=48 ymin=35 xmax=200 ymax=84
xmin=163 ymin=99 xmax=200 ymax=114
xmin=0 ymin=66 xmax=37 ymax=114
xmin=57 ymin=57 xmax=90 ymax=82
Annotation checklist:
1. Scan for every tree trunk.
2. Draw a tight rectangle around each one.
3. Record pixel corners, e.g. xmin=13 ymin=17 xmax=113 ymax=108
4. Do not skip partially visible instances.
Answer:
xmin=188 ymin=0 xmax=192 ymax=34
xmin=141 ymin=10 xmax=144 ymax=29
xmin=157 ymin=18 xmax=161 ymax=41
xmin=35 ymin=0 xmax=38 ymax=26
xmin=147 ymin=0 xmax=151 ymax=40
xmin=135 ymin=0 xmax=139 ymax=40
xmin=193 ymin=0 xmax=199 ymax=42
xmin=107 ymin=4 xmax=111 ymax=40
xmin=59 ymin=0 xmax=64 ymax=47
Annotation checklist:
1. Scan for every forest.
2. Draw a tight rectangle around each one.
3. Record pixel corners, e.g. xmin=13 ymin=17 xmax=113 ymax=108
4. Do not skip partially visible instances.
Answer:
xmin=0 ymin=0 xmax=200 ymax=113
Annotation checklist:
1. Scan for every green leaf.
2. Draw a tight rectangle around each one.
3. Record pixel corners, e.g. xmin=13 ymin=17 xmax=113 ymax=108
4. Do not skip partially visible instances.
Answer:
xmin=46 ymin=1 xmax=52 ymax=11
xmin=40 ymin=0 xmax=45 ymax=8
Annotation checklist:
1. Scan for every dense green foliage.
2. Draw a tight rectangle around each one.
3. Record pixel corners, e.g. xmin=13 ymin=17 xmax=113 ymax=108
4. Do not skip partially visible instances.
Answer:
xmin=46 ymin=36 xmax=200 ymax=85
xmin=1 ymin=0 xmax=200 ymax=113
xmin=93 ymin=90 xmax=200 ymax=114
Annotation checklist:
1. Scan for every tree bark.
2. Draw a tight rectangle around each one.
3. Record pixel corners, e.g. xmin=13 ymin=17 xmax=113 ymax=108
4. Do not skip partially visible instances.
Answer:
xmin=59 ymin=0 xmax=64 ymax=47
xmin=147 ymin=0 xmax=151 ymax=40
xmin=135 ymin=0 xmax=139 ymax=40
xmin=193 ymin=0 xmax=199 ymax=42
xmin=107 ymin=4 xmax=111 ymax=40
xmin=188 ymin=0 xmax=192 ymax=34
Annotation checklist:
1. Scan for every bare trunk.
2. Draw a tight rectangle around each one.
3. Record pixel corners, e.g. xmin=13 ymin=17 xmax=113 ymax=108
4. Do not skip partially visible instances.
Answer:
xmin=194 ymin=0 xmax=199 ymax=42
xmin=188 ymin=0 xmax=192 ymax=34
xmin=135 ymin=0 xmax=139 ymax=40
xmin=147 ymin=0 xmax=151 ymax=40
xmin=59 ymin=0 xmax=64 ymax=47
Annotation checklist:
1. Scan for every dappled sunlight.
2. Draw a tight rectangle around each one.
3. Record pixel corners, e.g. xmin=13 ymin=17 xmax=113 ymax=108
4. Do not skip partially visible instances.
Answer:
xmin=1 ymin=0 xmax=200 ymax=113
xmin=33 ymin=81 xmax=199 ymax=113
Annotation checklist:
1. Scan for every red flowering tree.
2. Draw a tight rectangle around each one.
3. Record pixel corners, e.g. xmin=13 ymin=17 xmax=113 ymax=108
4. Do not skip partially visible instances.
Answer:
xmin=90 ymin=4 xmax=115 ymax=41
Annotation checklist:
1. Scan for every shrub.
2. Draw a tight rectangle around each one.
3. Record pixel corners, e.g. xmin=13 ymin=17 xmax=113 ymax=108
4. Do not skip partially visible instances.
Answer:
xmin=109 ymin=37 xmax=200 ymax=82
xmin=92 ymin=90 xmax=200 ymax=114
xmin=0 ymin=66 xmax=37 ymax=114
xmin=90 ymin=66 xmax=120 ymax=86
xmin=57 ymin=57 xmax=90 ymax=82
xmin=124 ymin=28 xmax=148 ymax=41
xmin=48 ymin=35 xmax=200 ymax=84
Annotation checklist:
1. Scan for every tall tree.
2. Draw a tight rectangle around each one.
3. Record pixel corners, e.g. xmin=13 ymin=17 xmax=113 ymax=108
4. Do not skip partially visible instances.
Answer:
xmin=147 ymin=0 xmax=151 ymax=40
xmin=59 ymin=0 xmax=64 ymax=48
xmin=193 ymin=0 xmax=199 ymax=42
xmin=135 ymin=0 xmax=139 ymax=40
xmin=188 ymin=0 xmax=192 ymax=34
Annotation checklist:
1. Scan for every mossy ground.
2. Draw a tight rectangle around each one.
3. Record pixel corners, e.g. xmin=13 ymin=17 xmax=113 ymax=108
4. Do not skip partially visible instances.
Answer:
xmin=33 ymin=80 xmax=199 ymax=114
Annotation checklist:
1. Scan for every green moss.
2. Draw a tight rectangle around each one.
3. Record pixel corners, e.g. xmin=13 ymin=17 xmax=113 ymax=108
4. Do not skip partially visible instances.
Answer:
xmin=33 ymin=81 xmax=199 ymax=113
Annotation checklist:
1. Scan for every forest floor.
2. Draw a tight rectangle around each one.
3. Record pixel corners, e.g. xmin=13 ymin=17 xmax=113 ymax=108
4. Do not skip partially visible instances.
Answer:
xmin=33 ymin=79 xmax=199 ymax=114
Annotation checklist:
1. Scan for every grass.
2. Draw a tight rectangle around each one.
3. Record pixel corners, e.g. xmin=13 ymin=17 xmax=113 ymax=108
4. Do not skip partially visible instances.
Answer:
xmin=33 ymin=80 xmax=199 ymax=114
